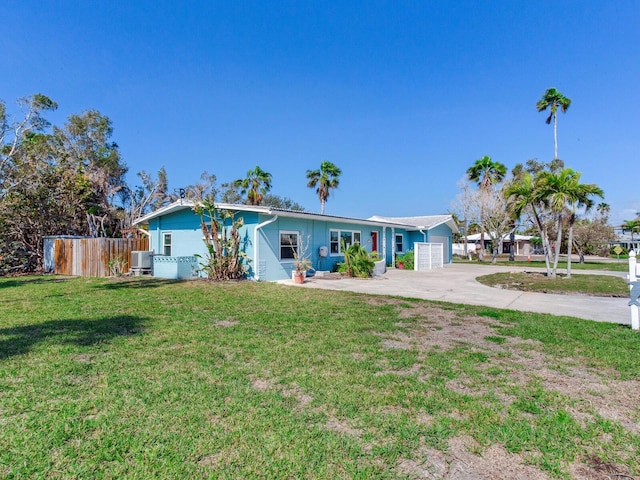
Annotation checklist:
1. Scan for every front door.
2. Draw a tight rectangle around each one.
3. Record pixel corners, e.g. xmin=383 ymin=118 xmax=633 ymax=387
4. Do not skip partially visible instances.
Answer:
xmin=371 ymin=231 xmax=378 ymax=252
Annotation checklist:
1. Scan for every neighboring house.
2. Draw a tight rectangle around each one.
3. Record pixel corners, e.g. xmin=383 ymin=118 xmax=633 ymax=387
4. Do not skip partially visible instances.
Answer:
xmin=133 ymin=201 xmax=458 ymax=281
xmin=612 ymin=231 xmax=640 ymax=253
xmin=465 ymin=232 xmax=534 ymax=256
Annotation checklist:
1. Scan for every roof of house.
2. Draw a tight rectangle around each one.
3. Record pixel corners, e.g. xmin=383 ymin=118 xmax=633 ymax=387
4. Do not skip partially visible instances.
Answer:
xmin=133 ymin=200 xmax=457 ymax=232
xmin=368 ymin=215 xmax=459 ymax=233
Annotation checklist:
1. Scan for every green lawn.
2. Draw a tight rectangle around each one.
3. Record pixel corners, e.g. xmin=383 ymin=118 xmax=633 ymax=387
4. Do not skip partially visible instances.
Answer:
xmin=454 ymin=258 xmax=629 ymax=272
xmin=1 ymin=276 xmax=639 ymax=479
xmin=476 ymin=272 xmax=629 ymax=296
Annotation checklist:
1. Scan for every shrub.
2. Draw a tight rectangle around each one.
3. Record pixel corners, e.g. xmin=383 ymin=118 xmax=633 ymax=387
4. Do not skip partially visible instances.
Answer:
xmin=396 ymin=250 xmax=414 ymax=270
xmin=342 ymin=242 xmax=374 ymax=278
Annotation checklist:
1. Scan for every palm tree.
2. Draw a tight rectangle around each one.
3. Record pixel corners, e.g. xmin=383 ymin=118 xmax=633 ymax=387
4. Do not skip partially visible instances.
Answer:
xmin=466 ymin=156 xmax=507 ymax=260
xmin=536 ymin=87 xmax=571 ymax=160
xmin=564 ymin=174 xmax=603 ymax=278
xmin=596 ymin=202 xmax=610 ymax=221
xmin=536 ymin=168 xmax=602 ymax=278
xmin=504 ymin=171 xmax=552 ymax=275
xmin=622 ymin=219 xmax=640 ymax=243
xmin=233 ymin=166 xmax=272 ymax=206
xmin=306 ymin=161 xmax=342 ymax=214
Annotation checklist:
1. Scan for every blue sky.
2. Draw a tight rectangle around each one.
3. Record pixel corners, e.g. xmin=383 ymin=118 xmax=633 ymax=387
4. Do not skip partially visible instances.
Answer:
xmin=3 ymin=1 xmax=639 ymax=225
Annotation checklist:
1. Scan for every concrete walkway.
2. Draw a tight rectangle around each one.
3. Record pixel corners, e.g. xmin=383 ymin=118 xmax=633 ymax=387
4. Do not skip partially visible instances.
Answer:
xmin=284 ymin=264 xmax=631 ymax=325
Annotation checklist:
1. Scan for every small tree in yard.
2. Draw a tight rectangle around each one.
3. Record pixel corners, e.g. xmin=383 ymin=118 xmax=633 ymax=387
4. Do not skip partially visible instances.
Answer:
xmin=193 ymin=199 xmax=249 ymax=280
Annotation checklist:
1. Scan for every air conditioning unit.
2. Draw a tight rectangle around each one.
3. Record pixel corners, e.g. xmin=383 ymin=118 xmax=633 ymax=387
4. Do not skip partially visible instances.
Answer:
xmin=131 ymin=250 xmax=153 ymax=270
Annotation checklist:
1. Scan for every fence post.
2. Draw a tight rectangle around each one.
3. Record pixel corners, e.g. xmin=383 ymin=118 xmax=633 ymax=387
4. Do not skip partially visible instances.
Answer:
xmin=629 ymin=251 xmax=639 ymax=330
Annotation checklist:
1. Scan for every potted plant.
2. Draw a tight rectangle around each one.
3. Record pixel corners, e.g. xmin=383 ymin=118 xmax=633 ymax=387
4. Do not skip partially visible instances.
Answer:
xmin=292 ymin=236 xmax=312 ymax=284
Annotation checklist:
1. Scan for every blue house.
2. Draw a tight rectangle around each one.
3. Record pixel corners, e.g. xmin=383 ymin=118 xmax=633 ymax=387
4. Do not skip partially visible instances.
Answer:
xmin=133 ymin=201 xmax=458 ymax=281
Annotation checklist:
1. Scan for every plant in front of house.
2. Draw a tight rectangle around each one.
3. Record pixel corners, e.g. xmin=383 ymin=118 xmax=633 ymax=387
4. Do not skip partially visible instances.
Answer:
xmin=396 ymin=250 xmax=414 ymax=270
xmin=292 ymin=236 xmax=312 ymax=284
xmin=194 ymin=199 xmax=249 ymax=281
xmin=341 ymin=241 xmax=374 ymax=278
xmin=108 ymin=256 xmax=128 ymax=276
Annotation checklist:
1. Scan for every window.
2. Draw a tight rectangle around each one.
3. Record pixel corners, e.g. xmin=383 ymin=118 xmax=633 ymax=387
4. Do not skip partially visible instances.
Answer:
xmin=395 ymin=233 xmax=404 ymax=253
xmin=163 ymin=233 xmax=172 ymax=256
xmin=330 ymin=229 xmax=362 ymax=255
xmin=280 ymin=231 xmax=299 ymax=260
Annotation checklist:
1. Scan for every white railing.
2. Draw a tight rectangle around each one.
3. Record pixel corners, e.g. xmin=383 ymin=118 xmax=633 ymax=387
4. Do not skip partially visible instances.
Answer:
xmin=628 ymin=251 xmax=639 ymax=330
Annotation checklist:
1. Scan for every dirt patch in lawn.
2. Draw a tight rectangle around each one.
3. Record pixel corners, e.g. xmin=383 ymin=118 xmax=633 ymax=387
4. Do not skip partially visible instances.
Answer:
xmin=373 ymin=299 xmax=640 ymax=477
xmin=397 ymin=436 xmax=553 ymax=480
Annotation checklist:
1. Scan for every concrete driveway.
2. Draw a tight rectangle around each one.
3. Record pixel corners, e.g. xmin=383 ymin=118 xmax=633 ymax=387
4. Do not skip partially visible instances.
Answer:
xmin=286 ymin=264 xmax=631 ymax=325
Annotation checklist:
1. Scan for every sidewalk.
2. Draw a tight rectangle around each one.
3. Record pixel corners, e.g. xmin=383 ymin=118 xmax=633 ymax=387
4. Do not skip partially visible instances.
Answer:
xmin=285 ymin=264 xmax=630 ymax=325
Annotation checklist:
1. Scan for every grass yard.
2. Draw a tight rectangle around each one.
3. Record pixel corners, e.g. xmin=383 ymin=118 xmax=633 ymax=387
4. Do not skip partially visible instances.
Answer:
xmin=1 ymin=276 xmax=639 ymax=479
xmin=454 ymin=258 xmax=628 ymax=272
xmin=476 ymin=272 xmax=629 ymax=296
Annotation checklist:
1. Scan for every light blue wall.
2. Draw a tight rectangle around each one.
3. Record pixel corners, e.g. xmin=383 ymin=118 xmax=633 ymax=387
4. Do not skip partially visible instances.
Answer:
xmin=148 ymin=208 xmax=258 ymax=277
xmin=425 ymin=224 xmax=454 ymax=263
xmin=384 ymin=225 xmax=454 ymax=264
xmin=256 ymin=216 xmax=386 ymax=281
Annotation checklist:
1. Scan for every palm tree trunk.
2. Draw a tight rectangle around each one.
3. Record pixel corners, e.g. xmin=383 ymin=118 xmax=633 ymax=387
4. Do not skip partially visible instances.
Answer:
xmin=320 ymin=199 xmax=325 ymax=215
xmin=531 ymin=205 xmax=552 ymax=276
xmin=567 ymin=212 xmax=575 ymax=278
xmin=552 ymin=214 xmax=563 ymax=279
xmin=553 ymin=114 xmax=558 ymax=159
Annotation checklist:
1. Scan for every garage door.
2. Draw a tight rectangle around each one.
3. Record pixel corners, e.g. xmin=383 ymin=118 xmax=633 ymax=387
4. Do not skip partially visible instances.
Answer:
xmin=430 ymin=236 xmax=450 ymax=264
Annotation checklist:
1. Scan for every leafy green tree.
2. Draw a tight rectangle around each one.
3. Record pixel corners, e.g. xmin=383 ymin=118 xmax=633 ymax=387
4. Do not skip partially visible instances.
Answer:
xmin=261 ymin=194 xmax=305 ymax=211
xmin=306 ymin=160 xmax=342 ymax=214
xmin=466 ymin=156 xmax=507 ymax=260
xmin=0 ymin=95 xmax=127 ymax=273
xmin=536 ymin=87 xmax=571 ymax=160
xmin=234 ymin=166 xmax=272 ymax=205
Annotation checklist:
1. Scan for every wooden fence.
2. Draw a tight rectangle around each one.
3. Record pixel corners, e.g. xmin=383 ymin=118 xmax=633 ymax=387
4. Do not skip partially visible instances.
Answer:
xmin=54 ymin=238 xmax=149 ymax=277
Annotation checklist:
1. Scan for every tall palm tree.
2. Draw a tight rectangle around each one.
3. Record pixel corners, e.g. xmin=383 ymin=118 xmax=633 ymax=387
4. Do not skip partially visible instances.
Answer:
xmin=466 ymin=156 xmax=507 ymax=260
xmin=234 ymin=166 xmax=272 ymax=206
xmin=536 ymin=87 xmax=571 ymax=160
xmin=306 ymin=161 xmax=341 ymax=214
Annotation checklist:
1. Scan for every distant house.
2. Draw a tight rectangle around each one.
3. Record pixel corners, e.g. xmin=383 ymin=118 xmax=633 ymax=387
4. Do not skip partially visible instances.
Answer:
xmin=132 ymin=201 xmax=458 ymax=281
xmin=611 ymin=231 xmax=640 ymax=252
xmin=465 ymin=232 xmax=534 ymax=256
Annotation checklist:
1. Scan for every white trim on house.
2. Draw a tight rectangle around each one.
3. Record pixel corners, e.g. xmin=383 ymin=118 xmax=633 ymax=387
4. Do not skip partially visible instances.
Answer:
xmin=279 ymin=230 xmax=300 ymax=262
xmin=329 ymin=229 xmax=362 ymax=256
xmin=162 ymin=232 xmax=172 ymax=256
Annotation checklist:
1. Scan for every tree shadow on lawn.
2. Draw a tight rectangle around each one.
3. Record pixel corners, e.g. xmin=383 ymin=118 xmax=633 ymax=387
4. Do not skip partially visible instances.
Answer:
xmin=93 ymin=278 xmax=182 ymax=290
xmin=0 ymin=315 xmax=146 ymax=359
xmin=0 ymin=275 xmax=73 ymax=289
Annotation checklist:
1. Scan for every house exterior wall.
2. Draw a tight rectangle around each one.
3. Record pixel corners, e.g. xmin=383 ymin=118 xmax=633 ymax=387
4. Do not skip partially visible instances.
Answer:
xmin=256 ymin=216 xmax=387 ymax=281
xmin=148 ymin=208 xmax=259 ymax=278
xmin=425 ymin=224 xmax=453 ymax=263
xmin=145 ymin=206 xmax=454 ymax=280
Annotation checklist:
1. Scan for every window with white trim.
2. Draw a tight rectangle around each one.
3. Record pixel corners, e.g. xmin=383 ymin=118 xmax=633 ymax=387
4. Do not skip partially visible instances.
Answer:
xmin=163 ymin=233 xmax=172 ymax=256
xmin=280 ymin=231 xmax=299 ymax=261
xmin=395 ymin=233 xmax=404 ymax=253
xmin=330 ymin=229 xmax=362 ymax=255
